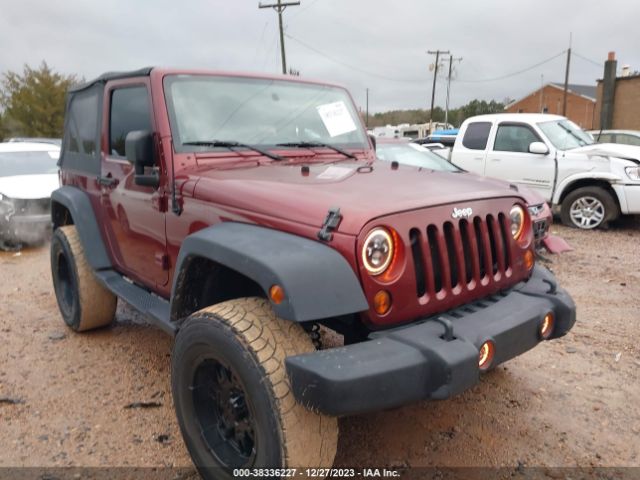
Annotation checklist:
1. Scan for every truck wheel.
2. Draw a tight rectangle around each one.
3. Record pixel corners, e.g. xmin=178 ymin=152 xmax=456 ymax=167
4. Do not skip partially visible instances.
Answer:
xmin=560 ymin=186 xmax=619 ymax=229
xmin=50 ymin=225 xmax=117 ymax=331
xmin=172 ymin=298 xmax=338 ymax=479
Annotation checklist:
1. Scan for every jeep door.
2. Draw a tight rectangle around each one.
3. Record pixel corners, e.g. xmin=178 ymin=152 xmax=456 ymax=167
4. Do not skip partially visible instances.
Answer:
xmin=100 ymin=80 xmax=168 ymax=288
xmin=484 ymin=122 xmax=555 ymax=200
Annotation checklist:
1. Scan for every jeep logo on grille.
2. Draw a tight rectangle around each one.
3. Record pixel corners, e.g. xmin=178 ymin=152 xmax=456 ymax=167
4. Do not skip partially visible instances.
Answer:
xmin=452 ymin=207 xmax=473 ymax=219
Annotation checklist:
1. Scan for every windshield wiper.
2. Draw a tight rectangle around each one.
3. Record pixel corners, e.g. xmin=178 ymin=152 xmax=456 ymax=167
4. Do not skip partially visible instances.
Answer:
xmin=183 ymin=140 xmax=282 ymax=161
xmin=557 ymin=124 xmax=589 ymax=147
xmin=276 ymin=141 xmax=357 ymax=160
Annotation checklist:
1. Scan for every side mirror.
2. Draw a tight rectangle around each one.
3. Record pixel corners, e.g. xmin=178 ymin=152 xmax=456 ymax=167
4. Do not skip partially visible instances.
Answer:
xmin=369 ymin=134 xmax=377 ymax=151
xmin=125 ymin=130 xmax=159 ymax=187
xmin=529 ymin=141 xmax=549 ymax=155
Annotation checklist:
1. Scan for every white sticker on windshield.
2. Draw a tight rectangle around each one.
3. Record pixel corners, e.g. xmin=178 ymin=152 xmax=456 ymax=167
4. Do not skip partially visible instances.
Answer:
xmin=48 ymin=151 xmax=60 ymax=159
xmin=316 ymin=101 xmax=357 ymax=137
xmin=317 ymin=165 xmax=353 ymax=181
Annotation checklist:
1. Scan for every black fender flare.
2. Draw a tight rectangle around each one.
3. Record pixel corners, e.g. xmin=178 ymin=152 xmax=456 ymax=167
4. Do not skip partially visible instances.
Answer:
xmin=51 ymin=186 xmax=112 ymax=270
xmin=170 ymin=223 xmax=368 ymax=323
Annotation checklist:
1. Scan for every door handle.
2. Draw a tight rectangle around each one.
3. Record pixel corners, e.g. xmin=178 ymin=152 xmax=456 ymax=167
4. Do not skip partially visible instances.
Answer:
xmin=97 ymin=175 xmax=119 ymax=187
xmin=473 ymin=157 xmax=483 ymax=161
xmin=490 ymin=158 xmax=501 ymax=162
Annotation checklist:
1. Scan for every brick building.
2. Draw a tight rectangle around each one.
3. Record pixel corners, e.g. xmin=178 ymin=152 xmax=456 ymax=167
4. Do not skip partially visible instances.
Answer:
xmin=505 ymin=83 xmax=597 ymax=128
xmin=594 ymin=53 xmax=640 ymax=130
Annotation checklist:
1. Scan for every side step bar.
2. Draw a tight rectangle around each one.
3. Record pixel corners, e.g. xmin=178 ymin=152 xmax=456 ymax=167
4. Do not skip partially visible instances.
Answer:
xmin=95 ymin=270 xmax=176 ymax=336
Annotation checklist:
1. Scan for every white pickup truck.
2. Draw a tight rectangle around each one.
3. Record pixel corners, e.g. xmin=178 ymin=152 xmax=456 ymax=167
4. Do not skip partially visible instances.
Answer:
xmin=451 ymin=113 xmax=640 ymax=229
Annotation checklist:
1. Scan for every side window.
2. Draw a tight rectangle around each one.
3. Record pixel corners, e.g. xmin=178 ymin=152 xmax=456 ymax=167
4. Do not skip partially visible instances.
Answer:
xmin=462 ymin=122 xmax=492 ymax=150
xmin=597 ymin=133 xmax=612 ymax=143
xmin=109 ymin=86 xmax=152 ymax=157
xmin=617 ymin=134 xmax=640 ymax=146
xmin=66 ymin=88 xmax=99 ymax=155
xmin=494 ymin=124 xmax=540 ymax=153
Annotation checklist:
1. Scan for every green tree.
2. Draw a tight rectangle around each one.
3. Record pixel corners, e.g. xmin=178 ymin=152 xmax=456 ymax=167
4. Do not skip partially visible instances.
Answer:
xmin=368 ymin=100 xmax=504 ymax=129
xmin=0 ymin=62 xmax=78 ymax=139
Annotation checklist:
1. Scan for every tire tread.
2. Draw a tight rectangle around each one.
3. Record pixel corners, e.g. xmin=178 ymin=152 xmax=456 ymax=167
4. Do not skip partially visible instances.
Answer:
xmin=192 ymin=298 xmax=338 ymax=469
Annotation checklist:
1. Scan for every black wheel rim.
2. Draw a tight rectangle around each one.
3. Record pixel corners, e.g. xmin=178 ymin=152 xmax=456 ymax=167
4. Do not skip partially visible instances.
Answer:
xmin=192 ymin=358 xmax=257 ymax=469
xmin=55 ymin=250 xmax=74 ymax=317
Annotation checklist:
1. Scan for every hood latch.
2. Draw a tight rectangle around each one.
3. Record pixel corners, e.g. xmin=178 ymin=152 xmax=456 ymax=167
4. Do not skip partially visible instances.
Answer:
xmin=317 ymin=207 xmax=342 ymax=242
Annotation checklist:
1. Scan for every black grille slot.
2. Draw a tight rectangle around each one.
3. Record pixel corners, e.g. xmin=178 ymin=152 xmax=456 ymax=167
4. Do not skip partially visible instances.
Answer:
xmin=459 ymin=219 xmax=474 ymax=284
xmin=443 ymin=222 xmax=458 ymax=288
xmin=498 ymin=213 xmax=511 ymax=269
xmin=486 ymin=215 xmax=498 ymax=274
xmin=410 ymin=228 xmax=426 ymax=297
xmin=473 ymin=217 xmax=487 ymax=278
xmin=427 ymin=225 xmax=443 ymax=293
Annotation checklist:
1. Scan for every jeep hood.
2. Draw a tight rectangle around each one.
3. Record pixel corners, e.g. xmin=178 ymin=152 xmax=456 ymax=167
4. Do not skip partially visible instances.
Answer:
xmin=193 ymin=162 xmax=524 ymax=235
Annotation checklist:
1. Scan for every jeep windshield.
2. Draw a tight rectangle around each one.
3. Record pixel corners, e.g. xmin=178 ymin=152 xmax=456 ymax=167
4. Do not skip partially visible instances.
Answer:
xmin=164 ymin=75 xmax=368 ymax=155
xmin=538 ymin=119 xmax=594 ymax=151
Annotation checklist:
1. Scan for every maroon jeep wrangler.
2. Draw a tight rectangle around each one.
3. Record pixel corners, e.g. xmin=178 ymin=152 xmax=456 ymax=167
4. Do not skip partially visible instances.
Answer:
xmin=50 ymin=68 xmax=575 ymax=478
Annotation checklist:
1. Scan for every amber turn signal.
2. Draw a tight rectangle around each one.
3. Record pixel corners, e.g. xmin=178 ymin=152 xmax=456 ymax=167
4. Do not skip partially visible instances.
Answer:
xmin=269 ymin=285 xmax=285 ymax=305
xmin=478 ymin=340 xmax=495 ymax=372
xmin=540 ymin=312 xmax=554 ymax=339
xmin=373 ymin=290 xmax=392 ymax=315
xmin=524 ymin=249 xmax=535 ymax=270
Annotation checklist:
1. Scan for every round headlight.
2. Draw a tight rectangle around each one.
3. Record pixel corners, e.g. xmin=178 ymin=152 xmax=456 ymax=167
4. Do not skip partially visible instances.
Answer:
xmin=509 ymin=205 xmax=525 ymax=239
xmin=362 ymin=227 xmax=394 ymax=275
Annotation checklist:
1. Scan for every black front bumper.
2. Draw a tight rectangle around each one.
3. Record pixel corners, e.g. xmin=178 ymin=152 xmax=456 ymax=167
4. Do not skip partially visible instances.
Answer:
xmin=285 ymin=265 xmax=576 ymax=416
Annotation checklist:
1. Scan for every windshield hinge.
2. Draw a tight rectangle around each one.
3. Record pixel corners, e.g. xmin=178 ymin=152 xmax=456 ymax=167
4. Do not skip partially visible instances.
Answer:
xmin=317 ymin=207 xmax=342 ymax=242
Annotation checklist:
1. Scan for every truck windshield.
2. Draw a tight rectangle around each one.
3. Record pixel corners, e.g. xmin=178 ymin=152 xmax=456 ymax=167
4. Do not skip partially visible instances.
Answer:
xmin=376 ymin=142 xmax=459 ymax=172
xmin=537 ymin=119 xmax=594 ymax=150
xmin=164 ymin=75 xmax=368 ymax=153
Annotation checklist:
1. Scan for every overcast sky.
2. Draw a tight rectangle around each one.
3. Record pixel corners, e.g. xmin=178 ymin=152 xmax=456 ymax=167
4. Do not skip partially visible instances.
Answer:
xmin=1 ymin=0 xmax=639 ymax=113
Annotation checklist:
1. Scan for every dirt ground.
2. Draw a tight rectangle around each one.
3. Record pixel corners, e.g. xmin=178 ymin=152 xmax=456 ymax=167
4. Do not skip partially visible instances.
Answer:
xmin=1 ymin=219 xmax=639 ymax=474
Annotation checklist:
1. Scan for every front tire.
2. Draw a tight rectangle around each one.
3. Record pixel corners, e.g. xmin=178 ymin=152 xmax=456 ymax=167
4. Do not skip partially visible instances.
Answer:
xmin=560 ymin=186 xmax=619 ymax=229
xmin=171 ymin=298 xmax=338 ymax=479
xmin=50 ymin=225 xmax=117 ymax=331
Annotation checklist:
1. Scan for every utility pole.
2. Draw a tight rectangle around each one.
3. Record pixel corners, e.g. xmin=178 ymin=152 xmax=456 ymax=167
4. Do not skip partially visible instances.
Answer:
xmin=444 ymin=56 xmax=462 ymax=126
xmin=259 ymin=0 xmax=300 ymax=74
xmin=562 ymin=33 xmax=572 ymax=116
xmin=427 ymin=50 xmax=449 ymax=133
xmin=365 ymin=88 xmax=369 ymax=127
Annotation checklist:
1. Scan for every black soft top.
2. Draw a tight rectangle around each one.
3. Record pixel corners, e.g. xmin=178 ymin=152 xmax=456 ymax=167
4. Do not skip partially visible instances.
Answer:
xmin=69 ymin=67 xmax=153 ymax=93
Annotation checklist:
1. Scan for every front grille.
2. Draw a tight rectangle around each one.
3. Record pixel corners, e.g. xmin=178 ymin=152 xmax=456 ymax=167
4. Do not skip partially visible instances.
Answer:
xmin=409 ymin=213 xmax=512 ymax=299
xmin=533 ymin=219 xmax=548 ymax=241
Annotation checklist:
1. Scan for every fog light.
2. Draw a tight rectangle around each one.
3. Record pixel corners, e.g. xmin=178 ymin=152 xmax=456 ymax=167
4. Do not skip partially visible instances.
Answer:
xmin=373 ymin=290 xmax=392 ymax=315
xmin=478 ymin=340 xmax=495 ymax=372
xmin=269 ymin=285 xmax=285 ymax=305
xmin=540 ymin=312 xmax=554 ymax=339
xmin=524 ymin=249 xmax=535 ymax=270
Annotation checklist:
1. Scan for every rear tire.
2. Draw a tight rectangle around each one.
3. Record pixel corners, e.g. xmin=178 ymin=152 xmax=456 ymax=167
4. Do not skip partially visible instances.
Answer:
xmin=171 ymin=298 xmax=338 ymax=480
xmin=50 ymin=225 xmax=117 ymax=331
xmin=560 ymin=186 xmax=619 ymax=229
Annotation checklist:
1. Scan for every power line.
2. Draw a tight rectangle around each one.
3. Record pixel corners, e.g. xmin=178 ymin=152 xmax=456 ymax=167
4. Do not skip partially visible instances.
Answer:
xmin=283 ymin=34 xmax=577 ymax=91
xmin=285 ymin=33 xmax=424 ymax=82
xmin=289 ymin=0 xmax=322 ymax=19
xmin=456 ymin=51 xmax=566 ymax=83
xmin=572 ymin=51 xmax=603 ymax=68
xmin=251 ymin=21 xmax=271 ymax=64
